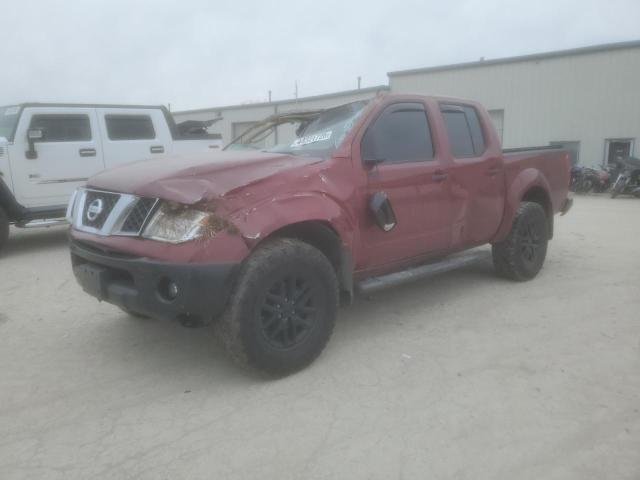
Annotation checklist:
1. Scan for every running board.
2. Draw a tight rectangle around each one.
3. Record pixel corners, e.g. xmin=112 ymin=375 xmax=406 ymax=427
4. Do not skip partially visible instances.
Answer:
xmin=356 ymin=250 xmax=492 ymax=295
xmin=16 ymin=218 xmax=68 ymax=229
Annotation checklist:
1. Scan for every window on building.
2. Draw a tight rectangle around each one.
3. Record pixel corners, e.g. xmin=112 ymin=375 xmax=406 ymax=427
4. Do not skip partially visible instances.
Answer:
xmin=29 ymin=114 xmax=92 ymax=142
xmin=105 ymin=115 xmax=155 ymax=140
xmin=440 ymin=104 xmax=486 ymax=158
xmin=361 ymin=103 xmax=434 ymax=163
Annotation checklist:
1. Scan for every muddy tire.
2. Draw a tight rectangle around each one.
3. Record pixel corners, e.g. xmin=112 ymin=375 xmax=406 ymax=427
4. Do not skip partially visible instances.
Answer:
xmin=0 ymin=206 xmax=9 ymax=254
xmin=217 ymin=238 xmax=338 ymax=376
xmin=492 ymin=202 xmax=549 ymax=281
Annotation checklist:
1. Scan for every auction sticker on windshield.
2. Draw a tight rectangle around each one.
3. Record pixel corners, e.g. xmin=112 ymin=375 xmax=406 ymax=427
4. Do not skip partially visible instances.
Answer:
xmin=291 ymin=130 xmax=332 ymax=148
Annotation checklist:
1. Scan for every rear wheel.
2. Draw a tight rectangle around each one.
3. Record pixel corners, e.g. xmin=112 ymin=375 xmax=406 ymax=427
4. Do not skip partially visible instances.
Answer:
xmin=0 ymin=206 xmax=9 ymax=254
xmin=217 ymin=238 xmax=338 ymax=376
xmin=492 ymin=202 xmax=549 ymax=281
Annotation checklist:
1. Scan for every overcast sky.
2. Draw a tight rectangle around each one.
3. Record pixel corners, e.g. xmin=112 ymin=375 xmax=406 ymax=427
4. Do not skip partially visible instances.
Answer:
xmin=1 ymin=0 xmax=638 ymax=111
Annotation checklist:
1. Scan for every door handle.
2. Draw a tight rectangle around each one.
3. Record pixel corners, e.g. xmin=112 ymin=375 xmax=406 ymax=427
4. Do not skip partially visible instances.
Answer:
xmin=486 ymin=166 xmax=502 ymax=176
xmin=79 ymin=148 xmax=96 ymax=157
xmin=432 ymin=171 xmax=448 ymax=182
xmin=150 ymin=145 xmax=164 ymax=154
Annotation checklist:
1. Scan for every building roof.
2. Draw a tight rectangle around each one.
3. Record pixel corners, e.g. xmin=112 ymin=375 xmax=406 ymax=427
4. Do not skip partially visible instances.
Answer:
xmin=173 ymin=85 xmax=389 ymax=115
xmin=387 ymin=39 xmax=640 ymax=77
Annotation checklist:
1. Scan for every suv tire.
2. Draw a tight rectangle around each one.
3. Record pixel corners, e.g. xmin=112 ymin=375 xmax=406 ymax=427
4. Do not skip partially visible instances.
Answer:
xmin=492 ymin=202 xmax=549 ymax=281
xmin=217 ymin=238 xmax=338 ymax=376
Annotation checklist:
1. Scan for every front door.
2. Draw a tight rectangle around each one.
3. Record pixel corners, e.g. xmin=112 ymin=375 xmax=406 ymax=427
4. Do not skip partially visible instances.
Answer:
xmin=358 ymin=102 xmax=451 ymax=272
xmin=11 ymin=107 xmax=104 ymax=208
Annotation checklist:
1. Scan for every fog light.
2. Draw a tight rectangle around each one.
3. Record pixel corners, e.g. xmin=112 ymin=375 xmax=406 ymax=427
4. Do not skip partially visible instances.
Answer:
xmin=158 ymin=277 xmax=179 ymax=301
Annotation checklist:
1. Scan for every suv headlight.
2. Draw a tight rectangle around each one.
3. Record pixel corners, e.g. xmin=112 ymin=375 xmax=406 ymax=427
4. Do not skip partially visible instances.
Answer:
xmin=142 ymin=202 xmax=211 ymax=244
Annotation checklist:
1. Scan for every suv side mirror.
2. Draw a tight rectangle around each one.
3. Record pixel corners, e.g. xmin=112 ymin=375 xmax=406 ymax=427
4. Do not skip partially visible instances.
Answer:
xmin=26 ymin=128 xmax=44 ymax=159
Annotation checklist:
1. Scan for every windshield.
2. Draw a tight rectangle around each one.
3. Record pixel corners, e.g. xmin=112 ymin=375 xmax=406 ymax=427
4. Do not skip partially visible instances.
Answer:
xmin=0 ymin=106 xmax=20 ymax=141
xmin=267 ymin=100 xmax=369 ymax=157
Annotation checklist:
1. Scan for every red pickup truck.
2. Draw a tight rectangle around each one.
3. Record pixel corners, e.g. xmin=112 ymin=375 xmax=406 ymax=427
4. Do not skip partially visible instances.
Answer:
xmin=67 ymin=94 xmax=572 ymax=375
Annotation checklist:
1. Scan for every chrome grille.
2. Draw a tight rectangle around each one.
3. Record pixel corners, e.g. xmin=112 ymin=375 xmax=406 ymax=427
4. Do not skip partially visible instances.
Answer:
xmin=120 ymin=197 xmax=157 ymax=233
xmin=0 ymin=146 xmax=5 ymax=157
xmin=82 ymin=191 xmax=120 ymax=229
xmin=72 ymin=188 xmax=159 ymax=237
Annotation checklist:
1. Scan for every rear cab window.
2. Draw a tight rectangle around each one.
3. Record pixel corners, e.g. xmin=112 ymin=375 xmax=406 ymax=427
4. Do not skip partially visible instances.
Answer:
xmin=29 ymin=114 xmax=92 ymax=142
xmin=361 ymin=102 xmax=434 ymax=163
xmin=105 ymin=115 xmax=155 ymax=140
xmin=440 ymin=104 xmax=485 ymax=158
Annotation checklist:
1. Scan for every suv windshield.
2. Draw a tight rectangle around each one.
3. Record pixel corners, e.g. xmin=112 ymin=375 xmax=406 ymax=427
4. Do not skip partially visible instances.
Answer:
xmin=0 ymin=106 xmax=20 ymax=141
xmin=268 ymin=100 xmax=369 ymax=157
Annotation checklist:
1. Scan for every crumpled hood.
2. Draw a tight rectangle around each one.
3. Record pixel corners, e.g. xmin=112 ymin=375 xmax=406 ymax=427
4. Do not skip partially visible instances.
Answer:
xmin=88 ymin=150 xmax=323 ymax=204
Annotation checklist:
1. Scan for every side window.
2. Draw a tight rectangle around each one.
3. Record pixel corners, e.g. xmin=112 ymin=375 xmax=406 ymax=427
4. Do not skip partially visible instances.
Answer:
xmin=361 ymin=103 xmax=434 ymax=163
xmin=29 ymin=114 xmax=92 ymax=142
xmin=105 ymin=115 xmax=155 ymax=140
xmin=441 ymin=104 xmax=486 ymax=158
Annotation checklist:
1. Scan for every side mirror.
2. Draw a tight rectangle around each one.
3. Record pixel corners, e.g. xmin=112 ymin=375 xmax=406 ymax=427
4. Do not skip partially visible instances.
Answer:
xmin=369 ymin=191 xmax=397 ymax=232
xmin=26 ymin=128 xmax=44 ymax=159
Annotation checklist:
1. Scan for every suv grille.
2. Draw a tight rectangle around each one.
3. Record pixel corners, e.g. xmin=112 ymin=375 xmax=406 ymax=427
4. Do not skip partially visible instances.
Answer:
xmin=82 ymin=191 xmax=120 ymax=229
xmin=120 ymin=197 xmax=157 ymax=233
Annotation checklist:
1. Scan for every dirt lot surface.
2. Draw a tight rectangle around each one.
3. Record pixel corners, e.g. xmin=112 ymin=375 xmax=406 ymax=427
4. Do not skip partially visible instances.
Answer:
xmin=0 ymin=195 xmax=638 ymax=480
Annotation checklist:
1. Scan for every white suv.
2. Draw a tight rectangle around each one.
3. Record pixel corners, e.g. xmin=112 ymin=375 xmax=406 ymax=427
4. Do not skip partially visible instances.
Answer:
xmin=0 ymin=103 xmax=222 ymax=252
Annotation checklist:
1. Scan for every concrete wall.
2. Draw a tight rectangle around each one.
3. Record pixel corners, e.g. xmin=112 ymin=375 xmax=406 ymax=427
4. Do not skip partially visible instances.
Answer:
xmin=389 ymin=44 xmax=640 ymax=167
xmin=173 ymin=86 xmax=388 ymax=148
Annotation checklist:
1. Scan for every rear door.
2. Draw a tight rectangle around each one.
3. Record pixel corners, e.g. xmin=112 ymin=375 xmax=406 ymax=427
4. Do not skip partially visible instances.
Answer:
xmin=10 ymin=107 xmax=104 ymax=207
xmin=96 ymin=108 xmax=172 ymax=168
xmin=439 ymin=103 xmax=505 ymax=246
xmin=358 ymin=101 xmax=452 ymax=271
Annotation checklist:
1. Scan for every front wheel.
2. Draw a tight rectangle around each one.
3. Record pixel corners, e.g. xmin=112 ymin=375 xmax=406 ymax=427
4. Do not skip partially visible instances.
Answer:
xmin=492 ymin=202 xmax=549 ymax=281
xmin=0 ymin=206 xmax=9 ymax=254
xmin=217 ymin=238 xmax=339 ymax=376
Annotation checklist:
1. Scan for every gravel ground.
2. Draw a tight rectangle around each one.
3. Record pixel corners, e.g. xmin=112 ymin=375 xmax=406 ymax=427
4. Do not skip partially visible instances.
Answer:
xmin=0 ymin=195 xmax=638 ymax=480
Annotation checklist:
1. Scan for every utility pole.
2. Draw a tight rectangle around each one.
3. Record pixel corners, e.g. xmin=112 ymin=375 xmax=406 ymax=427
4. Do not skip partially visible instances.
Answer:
xmin=268 ymin=90 xmax=272 ymax=102
xmin=357 ymin=76 xmax=361 ymax=90
xmin=294 ymin=81 xmax=298 ymax=100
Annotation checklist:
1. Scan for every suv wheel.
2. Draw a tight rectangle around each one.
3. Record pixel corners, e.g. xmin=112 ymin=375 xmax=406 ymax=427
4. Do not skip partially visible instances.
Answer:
xmin=0 ymin=206 xmax=9 ymax=253
xmin=217 ymin=238 xmax=338 ymax=376
xmin=492 ymin=202 xmax=549 ymax=281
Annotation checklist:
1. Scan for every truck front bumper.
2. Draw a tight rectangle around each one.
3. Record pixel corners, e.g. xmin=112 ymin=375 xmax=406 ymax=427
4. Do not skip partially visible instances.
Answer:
xmin=70 ymin=240 xmax=238 ymax=323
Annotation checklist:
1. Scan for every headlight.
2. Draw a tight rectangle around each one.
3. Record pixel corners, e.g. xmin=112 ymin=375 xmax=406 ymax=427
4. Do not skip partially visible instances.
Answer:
xmin=142 ymin=202 xmax=211 ymax=244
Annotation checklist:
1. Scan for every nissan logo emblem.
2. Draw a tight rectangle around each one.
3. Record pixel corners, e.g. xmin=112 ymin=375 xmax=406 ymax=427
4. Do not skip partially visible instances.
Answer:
xmin=86 ymin=198 xmax=104 ymax=222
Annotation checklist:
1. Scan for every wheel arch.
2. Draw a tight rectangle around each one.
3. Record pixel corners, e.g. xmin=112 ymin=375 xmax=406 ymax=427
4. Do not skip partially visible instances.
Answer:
xmin=257 ymin=220 xmax=354 ymax=299
xmin=521 ymin=186 xmax=554 ymax=239
xmin=493 ymin=168 xmax=554 ymax=242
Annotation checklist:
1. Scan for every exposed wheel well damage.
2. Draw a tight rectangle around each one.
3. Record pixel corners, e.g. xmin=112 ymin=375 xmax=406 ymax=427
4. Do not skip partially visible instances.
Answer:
xmin=522 ymin=187 xmax=553 ymax=239
xmin=262 ymin=221 xmax=354 ymax=299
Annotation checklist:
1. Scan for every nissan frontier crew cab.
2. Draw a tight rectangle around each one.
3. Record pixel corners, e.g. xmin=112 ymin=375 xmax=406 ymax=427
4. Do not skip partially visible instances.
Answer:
xmin=67 ymin=94 xmax=572 ymax=375
xmin=0 ymin=103 xmax=222 ymax=253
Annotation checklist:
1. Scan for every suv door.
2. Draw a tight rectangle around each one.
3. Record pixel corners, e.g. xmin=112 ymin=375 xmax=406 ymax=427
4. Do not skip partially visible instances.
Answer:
xmin=11 ymin=107 xmax=104 ymax=207
xmin=439 ymin=103 xmax=505 ymax=246
xmin=97 ymin=108 xmax=172 ymax=168
xmin=358 ymin=102 xmax=452 ymax=271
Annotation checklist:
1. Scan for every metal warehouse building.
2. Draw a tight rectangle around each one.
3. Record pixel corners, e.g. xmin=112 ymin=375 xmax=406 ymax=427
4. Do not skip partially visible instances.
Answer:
xmin=174 ymin=40 xmax=640 ymax=166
